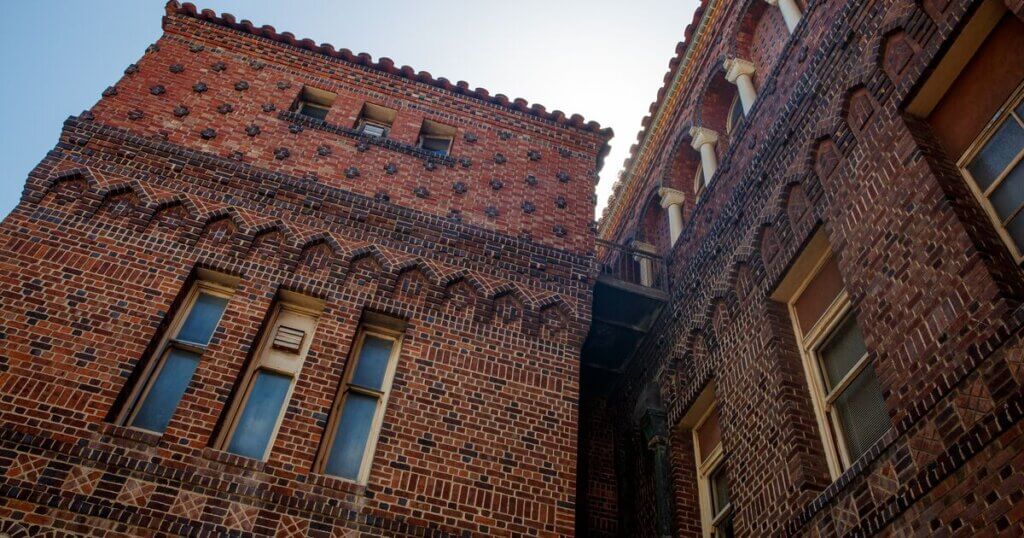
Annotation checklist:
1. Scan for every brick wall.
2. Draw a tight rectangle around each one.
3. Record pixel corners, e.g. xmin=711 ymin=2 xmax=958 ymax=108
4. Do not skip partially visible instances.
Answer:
xmin=582 ymin=0 xmax=1024 ymax=535
xmin=0 ymin=2 xmax=610 ymax=536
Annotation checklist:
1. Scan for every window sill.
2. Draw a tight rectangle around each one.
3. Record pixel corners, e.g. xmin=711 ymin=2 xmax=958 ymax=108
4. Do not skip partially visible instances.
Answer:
xmin=200 ymin=447 xmax=267 ymax=472
xmin=98 ymin=423 xmax=162 ymax=446
xmin=279 ymin=110 xmax=459 ymax=166
xmin=306 ymin=472 xmax=367 ymax=496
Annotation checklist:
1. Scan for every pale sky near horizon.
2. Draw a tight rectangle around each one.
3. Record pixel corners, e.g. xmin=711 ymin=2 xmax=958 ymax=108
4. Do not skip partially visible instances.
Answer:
xmin=0 ymin=0 xmax=699 ymax=220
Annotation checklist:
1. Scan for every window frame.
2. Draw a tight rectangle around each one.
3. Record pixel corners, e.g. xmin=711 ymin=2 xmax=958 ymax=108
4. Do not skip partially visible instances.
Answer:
xmin=216 ymin=299 xmax=322 ymax=461
xmin=726 ymin=92 xmax=744 ymax=136
xmin=120 ymin=280 xmax=234 ymax=433
xmin=693 ymin=405 xmax=732 ymax=538
xmin=785 ymin=249 xmax=886 ymax=477
xmin=296 ymin=100 xmax=330 ymax=120
xmin=956 ymin=81 xmax=1024 ymax=264
xmin=315 ymin=322 xmax=405 ymax=484
xmin=418 ymin=134 xmax=454 ymax=156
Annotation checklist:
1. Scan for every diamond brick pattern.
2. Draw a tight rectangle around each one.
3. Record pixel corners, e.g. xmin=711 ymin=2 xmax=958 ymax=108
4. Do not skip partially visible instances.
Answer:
xmin=224 ymin=502 xmax=259 ymax=532
xmin=169 ymin=489 xmax=207 ymax=521
xmin=277 ymin=514 xmax=309 ymax=538
xmin=5 ymin=454 xmax=47 ymax=484
xmin=61 ymin=465 xmax=104 ymax=496
xmin=117 ymin=478 xmax=156 ymax=508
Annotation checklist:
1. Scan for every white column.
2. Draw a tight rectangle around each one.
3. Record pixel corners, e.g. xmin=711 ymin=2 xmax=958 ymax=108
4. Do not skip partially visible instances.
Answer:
xmin=766 ymin=0 xmax=802 ymax=34
xmin=725 ymin=58 xmax=757 ymax=114
xmin=658 ymin=187 xmax=686 ymax=246
xmin=632 ymin=241 xmax=658 ymax=287
xmin=690 ymin=126 xmax=720 ymax=183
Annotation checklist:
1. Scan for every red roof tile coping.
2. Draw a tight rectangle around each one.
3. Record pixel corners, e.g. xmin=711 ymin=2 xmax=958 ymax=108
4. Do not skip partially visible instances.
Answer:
xmin=164 ymin=1 xmax=614 ymax=141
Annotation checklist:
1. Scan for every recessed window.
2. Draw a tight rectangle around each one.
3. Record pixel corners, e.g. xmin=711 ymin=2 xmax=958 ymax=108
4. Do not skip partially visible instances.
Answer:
xmin=317 ymin=314 xmax=406 ymax=483
xmin=958 ymin=82 xmax=1024 ymax=262
xmin=122 ymin=279 xmax=233 ymax=434
xmin=417 ymin=119 xmax=456 ymax=156
xmin=294 ymin=86 xmax=337 ymax=121
xmin=774 ymin=234 xmax=890 ymax=477
xmin=684 ymin=392 xmax=733 ymax=538
xmin=217 ymin=295 xmax=322 ymax=461
xmin=726 ymin=93 xmax=744 ymax=135
xmin=355 ymin=103 xmax=397 ymax=138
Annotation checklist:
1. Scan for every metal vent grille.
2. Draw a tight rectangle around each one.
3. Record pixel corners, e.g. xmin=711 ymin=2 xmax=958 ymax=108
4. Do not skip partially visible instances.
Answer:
xmin=273 ymin=325 xmax=306 ymax=352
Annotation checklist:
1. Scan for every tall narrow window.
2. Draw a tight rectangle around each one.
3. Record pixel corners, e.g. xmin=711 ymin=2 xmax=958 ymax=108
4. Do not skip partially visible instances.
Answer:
xmin=217 ymin=294 xmax=322 ymax=461
xmin=317 ymin=314 xmax=405 ymax=482
xmin=958 ymin=82 xmax=1024 ymax=262
xmin=694 ymin=165 xmax=706 ymax=198
xmin=122 ymin=279 xmax=234 ymax=433
xmin=680 ymin=386 xmax=733 ymax=538
xmin=417 ymin=119 xmax=456 ymax=157
xmin=293 ymin=86 xmax=337 ymax=121
xmin=355 ymin=103 xmax=397 ymax=138
xmin=774 ymin=233 xmax=890 ymax=477
xmin=726 ymin=93 xmax=744 ymax=135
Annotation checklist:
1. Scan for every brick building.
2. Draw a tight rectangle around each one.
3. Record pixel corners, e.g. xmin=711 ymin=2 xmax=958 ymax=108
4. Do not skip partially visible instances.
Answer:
xmin=1 ymin=0 xmax=1024 ymax=537
xmin=0 ymin=2 xmax=611 ymax=535
xmin=578 ymin=0 xmax=1024 ymax=536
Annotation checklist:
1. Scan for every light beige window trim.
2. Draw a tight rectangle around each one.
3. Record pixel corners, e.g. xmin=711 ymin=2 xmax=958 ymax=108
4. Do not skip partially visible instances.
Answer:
xmin=692 ymin=403 xmax=730 ymax=538
xmin=786 ymin=247 xmax=857 ymax=478
xmin=726 ymin=92 xmax=742 ymax=135
xmin=956 ymin=81 xmax=1024 ymax=264
xmin=119 ymin=280 xmax=234 ymax=431
xmin=314 ymin=322 xmax=405 ymax=484
xmin=215 ymin=299 xmax=322 ymax=460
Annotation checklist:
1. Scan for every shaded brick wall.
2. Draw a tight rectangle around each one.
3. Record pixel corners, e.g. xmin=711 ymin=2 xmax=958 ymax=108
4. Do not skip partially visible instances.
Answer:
xmin=583 ymin=0 xmax=1024 ymax=535
xmin=0 ymin=3 xmax=610 ymax=536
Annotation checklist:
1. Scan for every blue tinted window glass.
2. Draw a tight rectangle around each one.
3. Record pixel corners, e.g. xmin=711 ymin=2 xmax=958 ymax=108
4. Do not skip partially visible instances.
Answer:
xmin=350 ymin=336 xmax=394 ymax=390
xmin=130 ymin=349 xmax=201 ymax=433
xmin=176 ymin=293 xmax=228 ymax=346
xmin=989 ymin=162 xmax=1023 ymax=220
xmin=324 ymin=392 xmax=378 ymax=479
xmin=226 ymin=371 xmax=291 ymax=460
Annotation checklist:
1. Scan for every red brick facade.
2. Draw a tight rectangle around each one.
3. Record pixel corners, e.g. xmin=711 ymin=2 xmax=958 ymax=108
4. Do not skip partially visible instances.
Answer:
xmin=583 ymin=0 xmax=1024 ymax=536
xmin=0 ymin=2 xmax=610 ymax=536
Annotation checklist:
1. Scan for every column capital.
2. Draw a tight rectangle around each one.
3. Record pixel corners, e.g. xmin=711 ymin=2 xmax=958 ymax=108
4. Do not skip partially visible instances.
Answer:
xmin=724 ymin=57 xmax=756 ymax=83
xmin=631 ymin=240 xmax=658 ymax=255
xmin=764 ymin=0 xmax=779 ymax=5
xmin=658 ymin=187 xmax=687 ymax=208
xmin=690 ymin=126 xmax=720 ymax=149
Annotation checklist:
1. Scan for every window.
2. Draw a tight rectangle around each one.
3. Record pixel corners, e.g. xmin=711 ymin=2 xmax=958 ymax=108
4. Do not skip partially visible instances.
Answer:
xmin=682 ymin=388 xmax=733 ymax=538
xmin=417 ymin=119 xmax=456 ymax=156
xmin=774 ymin=233 xmax=890 ymax=477
xmin=121 ymin=277 xmax=234 ymax=434
xmin=958 ymin=82 xmax=1024 ymax=262
xmin=316 ymin=313 xmax=406 ymax=483
xmin=217 ymin=293 xmax=322 ymax=460
xmin=355 ymin=103 xmax=396 ymax=138
xmin=726 ymin=92 xmax=744 ymax=135
xmin=694 ymin=165 xmax=706 ymax=198
xmin=294 ymin=86 xmax=337 ymax=121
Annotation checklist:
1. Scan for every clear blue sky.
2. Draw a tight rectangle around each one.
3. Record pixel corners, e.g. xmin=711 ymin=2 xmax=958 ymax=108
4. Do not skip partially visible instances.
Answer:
xmin=0 ymin=0 xmax=698 ymax=220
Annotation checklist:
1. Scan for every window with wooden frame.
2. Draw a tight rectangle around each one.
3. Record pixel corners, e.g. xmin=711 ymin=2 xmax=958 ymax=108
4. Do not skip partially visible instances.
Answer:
xmin=909 ymin=0 xmax=1023 ymax=264
xmin=694 ymin=165 xmax=706 ymax=198
xmin=726 ymin=92 xmax=744 ymax=136
xmin=773 ymin=232 xmax=890 ymax=477
xmin=315 ymin=313 xmax=406 ymax=483
xmin=215 ymin=292 xmax=323 ymax=461
xmin=417 ymin=119 xmax=456 ymax=156
xmin=957 ymin=82 xmax=1024 ymax=263
xmin=293 ymin=86 xmax=337 ymax=121
xmin=680 ymin=384 xmax=733 ymax=538
xmin=119 ymin=273 xmax=236 ymax=434
xmin=355 ymin=103 xmax=397 ymax=138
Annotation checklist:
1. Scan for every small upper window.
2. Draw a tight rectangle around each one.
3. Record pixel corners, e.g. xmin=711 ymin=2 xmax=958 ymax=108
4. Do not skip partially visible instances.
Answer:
xmin=294 ymin=86 xmax=337 ymax=121
xmin=958 ymin=82 xmax=1024 ymax=263
xmin=417 ymin=120 xmax=456 ymax=156
xmin=726 ymin=93 xmax=744 ymax=135
xmin=355 ymin=103 xmax=397 ymax=138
